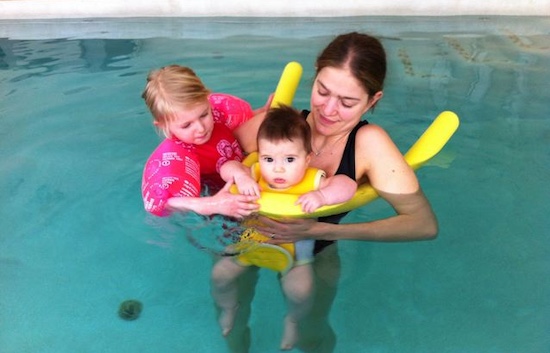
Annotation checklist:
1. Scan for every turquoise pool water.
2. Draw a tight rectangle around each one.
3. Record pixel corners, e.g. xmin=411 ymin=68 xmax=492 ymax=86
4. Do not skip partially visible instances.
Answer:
xmin=1 ymin=16 xmax=549 ymax=353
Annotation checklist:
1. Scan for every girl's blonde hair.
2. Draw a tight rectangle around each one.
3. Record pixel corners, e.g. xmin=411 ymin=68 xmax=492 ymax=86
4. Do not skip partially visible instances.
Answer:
xmin=142 ymin=65 xmax=211 ymax=136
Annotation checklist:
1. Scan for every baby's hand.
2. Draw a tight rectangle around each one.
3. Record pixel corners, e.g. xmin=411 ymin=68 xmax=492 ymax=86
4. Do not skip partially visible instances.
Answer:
xmin=296 ymin=190 xmax=326 ymax=213
xmin=234 ymin=174 xmax=260 ymax=197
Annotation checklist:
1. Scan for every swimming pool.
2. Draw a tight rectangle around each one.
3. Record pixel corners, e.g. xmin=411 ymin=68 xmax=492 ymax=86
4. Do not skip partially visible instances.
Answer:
xmin=1 ymin=16 xmax=549 ymax=353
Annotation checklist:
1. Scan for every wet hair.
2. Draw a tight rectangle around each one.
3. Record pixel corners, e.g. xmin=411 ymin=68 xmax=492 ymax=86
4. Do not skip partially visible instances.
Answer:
xmin=316 ymin=32 xmax=386 ymax=98
xmin=142 ymin=65 xmax=211 ymax=128
xmin=257 ymin=105 xmax=312 ymax=154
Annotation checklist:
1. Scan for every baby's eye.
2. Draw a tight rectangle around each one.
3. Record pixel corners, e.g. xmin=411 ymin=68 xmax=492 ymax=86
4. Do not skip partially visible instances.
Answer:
xmin=285 ymin=157 xmax=296 ymax=163
xmin=262 ymin=157 xmax=274 ymax=163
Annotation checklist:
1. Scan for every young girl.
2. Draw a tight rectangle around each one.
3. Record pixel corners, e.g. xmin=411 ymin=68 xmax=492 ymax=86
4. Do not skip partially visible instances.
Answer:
xmin=211 ymin=105 xmax=357 ymax=350
xmin=141 ymin=65 xmax=261 ymax=218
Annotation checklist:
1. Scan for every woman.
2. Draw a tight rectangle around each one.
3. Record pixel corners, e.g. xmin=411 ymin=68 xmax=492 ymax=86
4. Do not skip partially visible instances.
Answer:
xmin=221 ymin=32 xmax=438 ymax=353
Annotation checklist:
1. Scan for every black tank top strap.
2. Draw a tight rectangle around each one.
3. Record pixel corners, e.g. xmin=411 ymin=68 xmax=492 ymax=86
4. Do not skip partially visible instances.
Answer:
xmin=334 ymin=120 xmax=369 ymax=176
xmin=301 ymin=110 xmax=369 ymax=254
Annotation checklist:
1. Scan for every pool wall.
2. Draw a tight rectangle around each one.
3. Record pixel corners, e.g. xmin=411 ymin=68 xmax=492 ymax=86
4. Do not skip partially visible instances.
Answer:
xmin=1 ymin=0 xmax=549 ymax=19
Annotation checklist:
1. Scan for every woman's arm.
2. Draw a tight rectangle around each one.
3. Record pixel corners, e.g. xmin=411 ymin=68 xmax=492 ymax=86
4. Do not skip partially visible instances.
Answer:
xmin=336 ymin=123 xmax=438 ymax=240
xmin=232 ymin=95 xmax=273 ymax=153
xmin=261 ymin=187 xmax=436 ymax=242
xmin=232 ymin=111 xmax=266 ymax=154
xmin=318 ymin=188 xmax=437 ymax=241
xmin=260 ymin=124 xmax=438 ymax=242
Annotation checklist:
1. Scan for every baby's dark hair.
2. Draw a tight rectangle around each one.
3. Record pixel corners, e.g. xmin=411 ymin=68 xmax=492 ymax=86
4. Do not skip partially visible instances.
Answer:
xmin=257 ymin=105 xmax=312 ymax=154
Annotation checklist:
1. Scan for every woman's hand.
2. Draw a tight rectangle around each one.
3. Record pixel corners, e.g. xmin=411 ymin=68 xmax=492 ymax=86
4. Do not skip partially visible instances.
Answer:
xmin=254 ymin=216 xmax=322 ymax=244
xmin=252 ymin=93 xmax=274 ymax=116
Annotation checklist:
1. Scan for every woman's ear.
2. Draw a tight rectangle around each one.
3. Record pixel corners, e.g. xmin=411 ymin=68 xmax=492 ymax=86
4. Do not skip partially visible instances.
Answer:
xmin=370 ymin=91 xmax=384 ymax=107
xmin=372 ymin=91 xmax=384 ymax=104
xmin=364 ymin=91 xmax=384 ymax=113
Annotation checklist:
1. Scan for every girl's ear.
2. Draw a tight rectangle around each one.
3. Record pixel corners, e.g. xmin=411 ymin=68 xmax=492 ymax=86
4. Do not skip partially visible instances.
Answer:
xmin=153 ymin=121 xmax=170 ymax=138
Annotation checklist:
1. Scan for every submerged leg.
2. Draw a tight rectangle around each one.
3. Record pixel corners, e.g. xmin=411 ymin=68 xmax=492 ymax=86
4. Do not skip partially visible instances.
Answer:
xmin=211 ymin=258 xmax=259 ymax=353
xmin=297 ymin=244 xmax=341 ymax=353
xmin=211 ymin=258 xmax=250 ymax=336
xmin=280 ymin=263 xmax=315 ymax=350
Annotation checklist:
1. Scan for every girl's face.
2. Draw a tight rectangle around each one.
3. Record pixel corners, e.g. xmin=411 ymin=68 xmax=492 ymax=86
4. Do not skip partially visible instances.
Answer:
xmin=310 ymin=66 xmax=382 ymax=136
xmin=258 ymin=138 xmax=311 ymax=190
xmin=163 ymin=101 xmax=214 ymax=144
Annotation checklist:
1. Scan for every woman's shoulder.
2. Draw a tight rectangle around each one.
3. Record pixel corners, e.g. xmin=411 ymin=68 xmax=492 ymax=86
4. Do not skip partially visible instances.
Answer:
xmin=354 ymin=122 xmax=418 ymax=192
xmin=355 ymin=123 xmax=395 ymax=149
xmin=354 ymin=122 xmax=404 ymax=164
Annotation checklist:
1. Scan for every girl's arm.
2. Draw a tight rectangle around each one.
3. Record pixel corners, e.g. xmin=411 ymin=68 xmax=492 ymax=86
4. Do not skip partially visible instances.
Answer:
xmin=166 ymin=181 xmax=259 ymax=219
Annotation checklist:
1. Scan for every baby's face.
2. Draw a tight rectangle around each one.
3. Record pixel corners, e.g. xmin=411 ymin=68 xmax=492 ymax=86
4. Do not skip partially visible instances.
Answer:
xmin=258 ymin=138 xmax=311 ymax=190
xmin=165 ymin=101 xmax=214 ymax=144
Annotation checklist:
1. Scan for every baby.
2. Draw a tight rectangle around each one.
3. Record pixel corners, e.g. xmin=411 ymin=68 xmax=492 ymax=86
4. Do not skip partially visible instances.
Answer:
xmin=211 ymin=105 xmax=357 ymax=350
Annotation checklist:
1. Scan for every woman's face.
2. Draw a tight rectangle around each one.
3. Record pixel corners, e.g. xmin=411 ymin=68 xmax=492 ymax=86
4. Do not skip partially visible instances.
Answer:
xmin=163 ymin=101 xmax=214 ymax=145
xmin=310 ymin=66 xmax=382 ymax=136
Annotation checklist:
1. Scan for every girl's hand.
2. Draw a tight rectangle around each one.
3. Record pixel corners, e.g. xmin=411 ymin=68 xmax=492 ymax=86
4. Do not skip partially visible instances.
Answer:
xmin=166 ymin=181 xmax=259 ymax=219
xmin=212 ymin=181 xmax=260 ymax=218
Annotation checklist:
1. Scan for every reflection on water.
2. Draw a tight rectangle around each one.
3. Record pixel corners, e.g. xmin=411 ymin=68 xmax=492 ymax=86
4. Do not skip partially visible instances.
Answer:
xmin=0 ymin=38 xmax=140 ymax=74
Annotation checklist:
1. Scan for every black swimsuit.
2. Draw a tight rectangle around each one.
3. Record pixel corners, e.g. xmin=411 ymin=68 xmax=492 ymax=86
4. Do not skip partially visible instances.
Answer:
xmin=301 ymin=110 xmax=369 ymax=255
